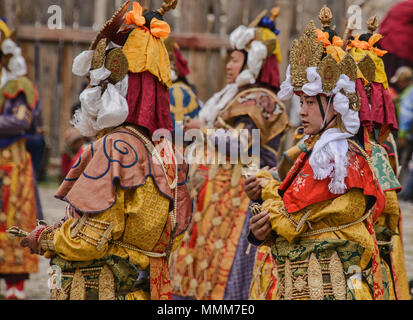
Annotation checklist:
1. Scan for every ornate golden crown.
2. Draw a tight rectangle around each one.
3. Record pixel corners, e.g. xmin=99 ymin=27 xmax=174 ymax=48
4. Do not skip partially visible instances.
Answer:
xmin=289 ymin=21 xmax=358 ymax=93
xmin=289 ymin=21 xmax=324 ymax=91
xmin=289 ymin=20 xmax=362 ymax=111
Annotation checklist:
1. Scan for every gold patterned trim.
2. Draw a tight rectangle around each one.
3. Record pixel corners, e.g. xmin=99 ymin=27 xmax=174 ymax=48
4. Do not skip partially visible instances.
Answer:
xmin=50 ymin=282 xmax=71 ymax=300
xmin=110 ymin=240 xmax=166 ymax=258
xmin=98 ymin=265 xmax=116 ymax=300
xmin=284 ymin=258 xmax=293 ymax=300
xmin=295 ymin=209 xmax=313 ymax=232
xmin=308 ymin=253 xmax=324 ymax=300
xmin=105 ymin=48 xmax=129 ymax=84
xmin=91 ymin=38 xmax=108 ymax=70
xmin=70 ymin=269 xmax=86 ymax=300
xmin=276 ymin=254 xmax=345 ymax=300
xmin=340 ymin=53 xmax=358 ymax=82
xmin=329 ymin=251 xmax=346 ymax=300
xmin=301 ymin=210 xmax=372 ymax=237
xmin=279 ymin=205 xmax=299 ymax=229
xmin=70 ymin=214 xmax=114 ymax=251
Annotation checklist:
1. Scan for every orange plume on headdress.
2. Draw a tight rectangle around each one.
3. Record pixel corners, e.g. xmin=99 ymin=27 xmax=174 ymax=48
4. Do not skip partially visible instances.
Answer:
xmin=316 ymin=29 xmax=344 ymax=48
xmin=347 ymin=34 xmax=388 ymax=56
xmin=125 ymin=1 xmax=171 ymax=38
xmin=150 ymin=19 xmax=171 ymax=38
xmin=125 ymin=2 xmax=146 ymax=27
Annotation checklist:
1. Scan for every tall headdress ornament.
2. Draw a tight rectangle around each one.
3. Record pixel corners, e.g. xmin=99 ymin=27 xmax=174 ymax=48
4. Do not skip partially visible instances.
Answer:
xmin=319 ymin=5 xmax=333 ymax=29
xmin=367 ymin=16 xmax=380 ymax=34
xmin=157 ymin=0 xmax=178 ymax=16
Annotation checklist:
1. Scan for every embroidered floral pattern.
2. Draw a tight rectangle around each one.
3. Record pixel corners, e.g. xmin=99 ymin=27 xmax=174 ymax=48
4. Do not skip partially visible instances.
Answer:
xmin=292 ymin=173 xmax=309 ymax=193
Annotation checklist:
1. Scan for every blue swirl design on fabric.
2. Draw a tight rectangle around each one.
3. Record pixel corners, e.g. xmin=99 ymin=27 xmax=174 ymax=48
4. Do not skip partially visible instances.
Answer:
xmin=82 ymin=134 xmax=139 ymax=180
xmin=72 ymin=155 xmax=82 ymax=169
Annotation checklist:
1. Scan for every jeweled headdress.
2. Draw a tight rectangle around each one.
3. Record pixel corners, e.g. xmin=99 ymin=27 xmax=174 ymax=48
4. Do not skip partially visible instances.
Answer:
xmin=71 ymin=1 xmax=179 ymax=138
xmin=289 ymin=20 xmax=360 ymax=109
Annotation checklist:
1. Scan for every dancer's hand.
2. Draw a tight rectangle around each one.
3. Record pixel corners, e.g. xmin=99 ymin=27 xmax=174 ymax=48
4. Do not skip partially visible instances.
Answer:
xmin=184 ymin=119 xmax=204 ymax=131
xmin=20 ymin=226 xmax=46 ymax=255
xmin=250 ymin=211 xmax=271 ymax=241
xmin=244 ymin=176 xmax=262 ymax=201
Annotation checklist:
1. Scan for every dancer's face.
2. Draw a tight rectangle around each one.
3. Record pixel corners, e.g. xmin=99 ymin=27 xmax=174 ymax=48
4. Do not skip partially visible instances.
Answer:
xmin=226 ymin=50 xmax=245 ymax=84
xmin=299 ymin=94 xmax=337 ymax=135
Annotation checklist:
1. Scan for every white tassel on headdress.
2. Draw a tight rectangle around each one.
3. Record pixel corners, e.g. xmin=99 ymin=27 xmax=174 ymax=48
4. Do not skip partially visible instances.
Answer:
xmin=308 ymin=74 xmax=360 ymax=194
xmin=278 ymin=65 xmax=294 ymax=101
xmin=0 ymin=39 xmax=27 ymax=86
xmin=199 ymin=25 xmax=269 ymax=126
xmin=71 ymin=49 xmax=129 ymax=137
xmin=198 ymin=83 xmax=239 ymax=127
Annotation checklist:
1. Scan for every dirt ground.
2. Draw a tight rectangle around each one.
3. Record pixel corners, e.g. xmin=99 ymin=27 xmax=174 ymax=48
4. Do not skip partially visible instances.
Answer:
xmin=1 ymin=184 xmax=413 ymax=300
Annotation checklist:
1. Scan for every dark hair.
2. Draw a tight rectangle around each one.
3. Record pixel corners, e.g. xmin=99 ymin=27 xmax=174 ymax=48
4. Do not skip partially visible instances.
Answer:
xmin=359 ymin=33 xmax=381 ymax=48
xmin=143 ymin=11 xmax=164 ymax=31
xmin=322 ymin=27 xmax=338 ymax=43
xmin=240 ymin=50 xmax=248 ymax=71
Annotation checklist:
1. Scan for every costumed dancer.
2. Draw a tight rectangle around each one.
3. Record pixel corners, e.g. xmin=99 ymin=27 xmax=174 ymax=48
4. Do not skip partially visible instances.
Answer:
xmin=346 ymin=16 xmax=410 ymax=300
xmin=16 ymin=1 xmax=192 ymax=300
xmin=0 ymin=18 xmax=43 ymax=300
xmin=247 ymin=6 xmax=351 ymax=300
xmin=171 ymin=6 xmax=289 ymax=300
xmin=249 ymin=16 xmax=389 ymax=300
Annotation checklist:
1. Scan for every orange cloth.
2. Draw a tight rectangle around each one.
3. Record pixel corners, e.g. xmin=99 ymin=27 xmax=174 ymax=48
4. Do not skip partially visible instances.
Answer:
xmin=347 ymin=34 xmax=388 ymax=57
xmin=316 ymin=29 xmax=344 ymax=48
xmin=122 ymin=27 xmax=172 ymax=88
xmin=125 ymin=2 xmax=171 ymax=39
xmin=125 ymin=2 xmax=146 ymax=27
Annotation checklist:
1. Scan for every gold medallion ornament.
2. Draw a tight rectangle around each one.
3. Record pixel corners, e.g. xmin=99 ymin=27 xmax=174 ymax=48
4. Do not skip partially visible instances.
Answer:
xmin=289 ymin=21 xmax=324 ymax=91
xmin=357 ymin=54 xmax=376 ymax=83
xmin=340 ymin=53 xmax=358 ymax=82
xmin=91 ymin=38 xmax=108 ymax=70
xmin=317 ymin=54 xmax=341 ymax=93
xmin=105 ymin=48 xmax=129 ymax=84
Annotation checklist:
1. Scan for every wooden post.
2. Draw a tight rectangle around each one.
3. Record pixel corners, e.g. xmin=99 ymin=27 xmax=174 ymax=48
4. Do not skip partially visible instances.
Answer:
xmin=277 ymin=0 xmax=296 ymax=82
xmin=2 ymin=0 xmax=15 ymax=29
xmin=0 ymin=1 xmax=5 ymax=18
xmin=59 ymin=44 xmax=74 ymax=155
xmin=93 ymin=0 xmax=108 ymax=31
